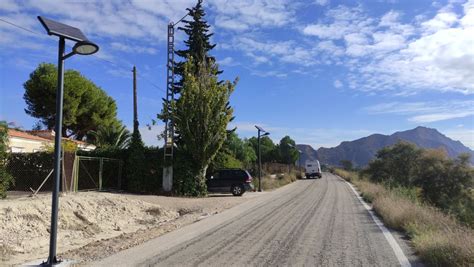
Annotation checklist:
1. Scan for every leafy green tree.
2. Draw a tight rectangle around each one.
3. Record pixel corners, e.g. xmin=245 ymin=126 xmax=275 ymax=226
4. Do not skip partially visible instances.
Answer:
xmin=210 ymin=133 xmax=257 ymax=171
xmin=240 ymin=139 xmax=257 ymax=166
xmin=89 ymin=125 xmax=131 ymax=149
xmin=172 ymin=58 xmax=235 ymax=196
xmin=415 ymin=150 xmax=473 ymax=224
xmin=249 ymin=136 xmax=277 ymax=163
xmin=279 ymin=136 xmax=299 ymax=165
xmin=0 ymin=121 xmax=13 ymax=198
xmin=23 ymin=63 xmax=120 ymax=139
xmin=340 ymin=160 xmax=353 ymax=171
xmin=365 ymin=141 xmax=421 ymax=187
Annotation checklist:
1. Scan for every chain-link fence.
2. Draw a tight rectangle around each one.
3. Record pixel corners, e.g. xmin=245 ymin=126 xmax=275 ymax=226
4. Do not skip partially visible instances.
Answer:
xmin=74 ymin=156 xmax=122 ymax=191
xmin=5 ymin=152 xmax=122 ymax=196
xmin=6 ymin=152 xmax=55 ymax=195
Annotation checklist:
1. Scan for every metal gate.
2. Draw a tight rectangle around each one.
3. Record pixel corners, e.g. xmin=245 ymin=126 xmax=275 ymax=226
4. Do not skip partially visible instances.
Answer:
xmin=72 ymin=156 xmax=122 ymax=191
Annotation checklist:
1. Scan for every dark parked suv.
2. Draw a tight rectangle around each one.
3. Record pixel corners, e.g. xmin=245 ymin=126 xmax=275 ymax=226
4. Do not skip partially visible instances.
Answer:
xmin=206 ymin=169 xmax=254 ymax=196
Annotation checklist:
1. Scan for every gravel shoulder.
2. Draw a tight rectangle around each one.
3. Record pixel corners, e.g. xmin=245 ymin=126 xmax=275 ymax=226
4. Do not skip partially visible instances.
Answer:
xmin=0 ymin=190 xmax=258 ymax=265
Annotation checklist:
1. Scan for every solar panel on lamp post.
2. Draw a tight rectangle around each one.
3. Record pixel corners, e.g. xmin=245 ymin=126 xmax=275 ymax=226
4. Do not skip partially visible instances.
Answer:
xmin=38 ymin=16 xmax=99 ymax=266
xmin=255 ymin=126 xmax=269 ymax=192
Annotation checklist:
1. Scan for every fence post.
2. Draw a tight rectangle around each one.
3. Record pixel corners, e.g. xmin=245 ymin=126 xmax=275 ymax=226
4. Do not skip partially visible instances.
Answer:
xmin=74 ymin=157 xmax=79 ymax=192
xmin=99 ymin=157 xmax=103 ymax=191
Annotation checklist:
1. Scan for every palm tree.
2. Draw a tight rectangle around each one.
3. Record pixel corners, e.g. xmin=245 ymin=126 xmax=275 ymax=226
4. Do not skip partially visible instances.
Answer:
xmin=88 ymin=125 xmax=131 ymax=149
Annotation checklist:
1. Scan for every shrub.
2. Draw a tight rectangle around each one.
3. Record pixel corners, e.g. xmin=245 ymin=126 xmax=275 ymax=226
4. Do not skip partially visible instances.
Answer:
xmin=364 ymin=142 xmax=474 ymax=225
xmin=173 ymin=150 xmax=206 ymax=197
xmin=0 ymin=122 xmax=13 ymax=198
xmin=126 ymin=131 xmax=147 ymax=193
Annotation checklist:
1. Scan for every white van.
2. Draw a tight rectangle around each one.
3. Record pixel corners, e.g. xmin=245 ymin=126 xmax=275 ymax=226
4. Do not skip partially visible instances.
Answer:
xmin=305 ymin=160 xmax=322 ymax=179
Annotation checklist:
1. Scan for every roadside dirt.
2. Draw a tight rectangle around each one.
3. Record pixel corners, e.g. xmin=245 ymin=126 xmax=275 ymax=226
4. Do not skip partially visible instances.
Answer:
xmin=0 ymin=191 xmax=252 ymax=265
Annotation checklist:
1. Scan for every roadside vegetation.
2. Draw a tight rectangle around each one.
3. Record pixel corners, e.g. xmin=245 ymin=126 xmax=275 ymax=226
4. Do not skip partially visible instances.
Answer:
xmin=254 ymin=170 xmax=299 ymax=191
xmin=334 ymin=141 xmax=474 ymax=266
xmin=0 ymin=121 xmax=13 ymax=198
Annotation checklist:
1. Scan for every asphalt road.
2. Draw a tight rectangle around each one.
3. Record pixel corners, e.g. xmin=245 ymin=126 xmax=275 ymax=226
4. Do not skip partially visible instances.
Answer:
xmin=97 ymin=173 xmax=418 ymax=266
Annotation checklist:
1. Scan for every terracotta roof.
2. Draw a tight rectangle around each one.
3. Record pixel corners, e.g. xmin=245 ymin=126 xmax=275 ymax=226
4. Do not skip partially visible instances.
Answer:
xmin=8 ymin=129 xmax=52 ymax=142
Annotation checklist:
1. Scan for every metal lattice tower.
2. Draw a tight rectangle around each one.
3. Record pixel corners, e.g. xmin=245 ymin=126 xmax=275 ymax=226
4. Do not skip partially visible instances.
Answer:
xmin=162 ymin=11 xmax=189 ymax=192
xmin=162 ymin=22 xmax=175 ymax=192
xmin=164 ymin=23 xmax=175 ymax=159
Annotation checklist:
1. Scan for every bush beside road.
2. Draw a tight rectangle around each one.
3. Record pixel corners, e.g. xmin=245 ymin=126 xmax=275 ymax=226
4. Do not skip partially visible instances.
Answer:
xmin=252 ymin=170 xmax=299 ymax=191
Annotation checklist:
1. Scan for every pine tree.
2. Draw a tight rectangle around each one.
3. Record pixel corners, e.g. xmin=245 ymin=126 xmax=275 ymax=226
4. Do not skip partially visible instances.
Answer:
xmin=174 ymin=0 xmax=221 ymax=93
xmin=157 ymin=0 xmax=229 ymax=138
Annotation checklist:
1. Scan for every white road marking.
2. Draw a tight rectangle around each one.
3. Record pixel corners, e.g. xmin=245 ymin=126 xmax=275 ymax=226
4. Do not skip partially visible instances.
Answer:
xmin=340 ymin=177 xmax=412 ymax=267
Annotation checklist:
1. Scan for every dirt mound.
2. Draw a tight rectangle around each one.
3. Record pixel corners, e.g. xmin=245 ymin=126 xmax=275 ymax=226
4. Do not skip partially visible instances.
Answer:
xmin=0 ymin=192 xmax=178 ymax=265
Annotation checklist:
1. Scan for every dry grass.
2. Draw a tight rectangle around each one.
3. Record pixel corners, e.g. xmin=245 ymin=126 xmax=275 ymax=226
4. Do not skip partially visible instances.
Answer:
xmin=335 ymin=168 xmax=474 ymax=266
xmin=254 ymin=171 xmax=298 ymax=191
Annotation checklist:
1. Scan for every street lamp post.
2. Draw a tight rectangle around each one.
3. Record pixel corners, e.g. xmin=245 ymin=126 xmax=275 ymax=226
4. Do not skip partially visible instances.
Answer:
xmin=38 ymin=16 xmax=99 ymax=266
xmin=255 ymin=125 xmax=269 ymax=192
xmin=298 ymin=149 xmax=303 ymax=168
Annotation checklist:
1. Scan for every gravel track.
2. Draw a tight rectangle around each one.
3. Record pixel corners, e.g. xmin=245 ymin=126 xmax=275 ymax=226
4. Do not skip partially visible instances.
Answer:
xmin=140 ymin=173 xmax=407 ymax=266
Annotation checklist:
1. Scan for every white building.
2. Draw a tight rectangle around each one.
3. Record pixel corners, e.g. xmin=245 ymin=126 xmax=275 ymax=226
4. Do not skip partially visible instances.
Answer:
xmin=7 ymin=129 xmax=96 ymax=153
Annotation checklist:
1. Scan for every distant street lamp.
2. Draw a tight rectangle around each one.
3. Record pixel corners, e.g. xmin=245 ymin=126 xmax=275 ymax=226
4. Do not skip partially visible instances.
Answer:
xmin=38 ymin=16 xmax=99 ymax=266
xmin=298 ymin=149 xmax=303 ymax=168
xmin=255 ymin=125 xmax=269 ymax=192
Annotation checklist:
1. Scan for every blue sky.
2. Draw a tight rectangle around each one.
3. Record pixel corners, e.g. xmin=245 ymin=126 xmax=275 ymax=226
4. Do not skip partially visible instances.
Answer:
xmin=0 ymin=0 xmax=473 ymax=149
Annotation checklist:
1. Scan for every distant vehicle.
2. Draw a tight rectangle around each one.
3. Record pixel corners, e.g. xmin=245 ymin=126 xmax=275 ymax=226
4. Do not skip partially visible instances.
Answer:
xmin=305 ymin=160 xmax=322 ymax=179
xmin=206 ymin=169 xmax=254 ymax=196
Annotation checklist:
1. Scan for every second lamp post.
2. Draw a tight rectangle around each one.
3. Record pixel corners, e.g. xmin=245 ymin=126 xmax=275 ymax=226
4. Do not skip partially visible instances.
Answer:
xmin=255 ymin=125 xmax=269 ymax=192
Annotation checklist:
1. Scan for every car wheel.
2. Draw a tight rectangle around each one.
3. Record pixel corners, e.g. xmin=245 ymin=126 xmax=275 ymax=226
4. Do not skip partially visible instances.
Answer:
xmin=231 ymin=185 xmax=244 ymax=196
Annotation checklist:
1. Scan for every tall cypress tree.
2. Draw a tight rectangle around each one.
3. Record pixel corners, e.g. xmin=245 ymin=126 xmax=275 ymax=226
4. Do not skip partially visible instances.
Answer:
xmin=174 ymin=0 xmax=221 ymax=93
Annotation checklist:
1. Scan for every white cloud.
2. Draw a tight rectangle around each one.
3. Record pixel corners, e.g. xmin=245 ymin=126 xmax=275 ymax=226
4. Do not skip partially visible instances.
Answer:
xmin=110 ymin=42 xmax=157 ymax=54
xmin=421 ymin=11 xmax=458 ymax=32
xmin=0 ymin=0 xmax=20 ymax=12
xmin=409 ymin=112 xmax=473 ymax=123
xmin=218 ymin=56 xmax=239 ymax=66
xmin=315 ymin=0 xmax=329 ymax=6
xmin=209 ymin=0 xmax=295 ymax=31
xmin=215 ymin=16 xmax=250 ymax=31
xmin=365 ymin=100 xmax=474 ymax=123
xmin=302 ymin=1 xmax=474 ymax=95
xmin=252 ymin=70 xmax=287 ymax=78
xmin=224 ymin=36 xmax=317 ymax=67
xmin=333 ymin=79 xmax=343 ymax=88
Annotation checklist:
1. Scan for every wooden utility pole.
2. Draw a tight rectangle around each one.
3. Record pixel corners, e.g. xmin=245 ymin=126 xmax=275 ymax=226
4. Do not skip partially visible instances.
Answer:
xmin=132 ymin=65 xmax=138 ymax=133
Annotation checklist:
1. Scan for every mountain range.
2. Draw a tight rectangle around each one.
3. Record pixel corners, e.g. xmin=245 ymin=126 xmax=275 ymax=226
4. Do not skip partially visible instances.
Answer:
xmin=296 ymin=126 xmax=474 ymax=167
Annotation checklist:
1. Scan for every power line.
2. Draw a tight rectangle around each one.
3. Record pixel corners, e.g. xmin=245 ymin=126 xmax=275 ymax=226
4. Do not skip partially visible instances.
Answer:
xmin=0 ymin=18 xmax=40 ymax=35
xmin=0 ymin=17 xmax=166 ymax=94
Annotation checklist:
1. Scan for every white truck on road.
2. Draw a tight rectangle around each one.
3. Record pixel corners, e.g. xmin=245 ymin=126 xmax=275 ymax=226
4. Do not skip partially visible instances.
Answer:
xmin=305 ymin=160 xmax=322 ymax=179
